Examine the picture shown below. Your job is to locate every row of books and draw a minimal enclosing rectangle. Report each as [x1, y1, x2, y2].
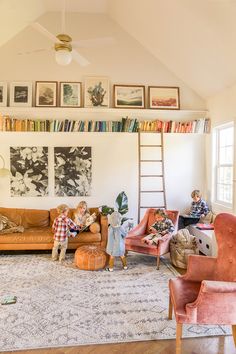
[0, 114, 210, 133]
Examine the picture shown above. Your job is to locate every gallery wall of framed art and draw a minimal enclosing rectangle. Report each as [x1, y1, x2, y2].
[0, 78, 181, 110]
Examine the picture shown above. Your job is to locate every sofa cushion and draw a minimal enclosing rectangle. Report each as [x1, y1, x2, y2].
[0, 227, 53, 244]
[50, 208, 99, 226]
[0, 208, 49, 228]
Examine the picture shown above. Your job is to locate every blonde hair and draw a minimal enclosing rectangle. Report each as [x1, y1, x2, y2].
[76, 201, 88, 214]
[57, 204, 69, 214]
[191, 190, 201, 198]
[154, 209, 166, 217]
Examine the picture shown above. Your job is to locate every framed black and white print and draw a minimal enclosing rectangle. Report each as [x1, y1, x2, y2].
[10, 82, 32, 107]
[0, 82, 7, 107]
[35, 81, 57, 107]
[59, 82, 82, 107]
[54, 146, 92, 196]
[10, 146, 48, 197]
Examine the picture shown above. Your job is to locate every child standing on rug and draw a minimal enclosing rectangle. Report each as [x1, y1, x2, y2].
[52, 204, 80, 263]
[106, 211, 128, 272]
[141, 209, 174, 245]
[69, 200, 96, 236]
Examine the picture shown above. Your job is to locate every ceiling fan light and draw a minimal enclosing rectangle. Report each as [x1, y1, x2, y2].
[55, 49, 72, 66]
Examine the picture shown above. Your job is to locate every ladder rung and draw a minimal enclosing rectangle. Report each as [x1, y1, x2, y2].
[140, 174, 163, 177]
[140, 144, 162, 147]
[140, 206, 166, 209]
[140, 190, 164, 193]
[140, 159, 162, 162]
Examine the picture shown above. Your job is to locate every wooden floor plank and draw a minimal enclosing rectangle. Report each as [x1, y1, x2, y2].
[2, 336, 236, 354]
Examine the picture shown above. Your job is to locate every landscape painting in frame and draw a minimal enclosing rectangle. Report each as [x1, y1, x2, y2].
[10, 146, 48, 197]
[84, 76, 109, 108]
[35, 81, 57, 107]
[54, 146, 92, 196]
[113, 85, 145, 108]
[148, 86, 180, 110]
[59, 82, 82, 107]
[10, 82, 32, 107]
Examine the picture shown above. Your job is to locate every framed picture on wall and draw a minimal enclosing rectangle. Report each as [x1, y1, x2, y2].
[0, 82, 7, 107]
[10, 82, 32, 107]
[113, 84, 145, 108]
[35, 81, 57, 107]
[59, 82, 82, 107]
[84, 76, 109, 108]
[148, 86, 180, 110]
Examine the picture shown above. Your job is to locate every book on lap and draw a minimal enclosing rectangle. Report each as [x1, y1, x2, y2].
[196, 223, 214, 230]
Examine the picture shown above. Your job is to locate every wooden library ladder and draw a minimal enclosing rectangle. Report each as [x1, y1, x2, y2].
[138, 130, 167, 223]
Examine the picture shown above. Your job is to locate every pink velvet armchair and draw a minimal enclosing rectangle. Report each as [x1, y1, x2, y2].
[125, 208, 179, 269]
[169, 213, 236, 354]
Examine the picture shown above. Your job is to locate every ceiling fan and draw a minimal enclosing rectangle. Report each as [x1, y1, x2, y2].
[29, 0, 114, 66]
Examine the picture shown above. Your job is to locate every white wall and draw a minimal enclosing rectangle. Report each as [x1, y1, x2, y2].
[0, 131, 206, 224]
[0, 12, 206, 110]
[0, 11, 208, 222]
[207, 85, 236, 214]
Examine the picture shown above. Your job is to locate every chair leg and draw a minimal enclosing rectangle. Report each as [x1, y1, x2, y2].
[176, 323, 183, 354]
[156, 255, 160, 270]
[168, 295, 173, 320]
[232, 325, 236, 347]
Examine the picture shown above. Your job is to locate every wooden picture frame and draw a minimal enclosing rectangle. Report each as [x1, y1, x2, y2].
[59, 82, 82, 108]
[0, 82, 7, 107]
[84, 76, 109, 108]
[113, 84, 145, 109]
[148, 86, 180, 110]
[35, 81, 57, 107]
[10, 82, 32, 107]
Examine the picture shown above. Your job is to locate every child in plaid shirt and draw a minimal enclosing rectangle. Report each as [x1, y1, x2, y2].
[52, 204, 80, 263]
[141, 209, 174, 245]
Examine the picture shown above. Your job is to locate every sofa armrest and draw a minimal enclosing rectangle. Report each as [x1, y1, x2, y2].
[100, 214, 108, 249]
[182, 254, 217, 282]
[201, 280, 236, 294]
[158, 232, 172, 243]
[185, 280, 236, 322]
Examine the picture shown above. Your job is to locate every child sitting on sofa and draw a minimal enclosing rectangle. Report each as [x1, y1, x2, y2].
[52, 204, 80, 263]
[141, 209, 175, 245]
[69, 200, 96, 236]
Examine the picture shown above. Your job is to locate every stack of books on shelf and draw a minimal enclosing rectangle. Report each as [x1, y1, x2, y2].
[0, 114, 210, 134]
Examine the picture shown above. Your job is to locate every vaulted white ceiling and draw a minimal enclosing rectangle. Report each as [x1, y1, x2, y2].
[1, 0, 235, 99]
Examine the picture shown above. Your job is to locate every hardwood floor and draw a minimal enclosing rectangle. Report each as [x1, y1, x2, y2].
[3, 336, 236, 354]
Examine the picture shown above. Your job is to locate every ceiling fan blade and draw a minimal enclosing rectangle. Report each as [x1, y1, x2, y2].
[17, 48, 49, 56]
[31, 22, 59, 43]
[72, 37, 114, 48]
[71, 49, 90, 66]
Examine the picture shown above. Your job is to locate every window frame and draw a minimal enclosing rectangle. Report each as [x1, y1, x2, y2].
[213, 122, 234, 208]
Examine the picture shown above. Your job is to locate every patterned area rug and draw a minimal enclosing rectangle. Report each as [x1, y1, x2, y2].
[0, 253, 231, 352]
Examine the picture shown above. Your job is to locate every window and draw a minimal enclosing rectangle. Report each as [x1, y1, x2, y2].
[214, 123, 234, 206]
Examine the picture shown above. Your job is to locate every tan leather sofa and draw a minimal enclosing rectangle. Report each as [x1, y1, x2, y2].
[0, 207, 108, 251]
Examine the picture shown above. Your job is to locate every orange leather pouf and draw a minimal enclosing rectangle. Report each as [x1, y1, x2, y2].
[74, 245, 107, 270]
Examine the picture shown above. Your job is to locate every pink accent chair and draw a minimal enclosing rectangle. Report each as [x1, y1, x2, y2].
[125, 208, 179, 269]
[169, 213, 236, 354]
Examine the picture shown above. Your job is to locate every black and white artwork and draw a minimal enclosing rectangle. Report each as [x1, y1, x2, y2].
[10, 82, 32, 107]
[54, 147, 92, 196]
[10, 147, 49, 197]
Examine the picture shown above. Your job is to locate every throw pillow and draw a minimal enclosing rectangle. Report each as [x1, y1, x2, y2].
[0, 214, 24, 234]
